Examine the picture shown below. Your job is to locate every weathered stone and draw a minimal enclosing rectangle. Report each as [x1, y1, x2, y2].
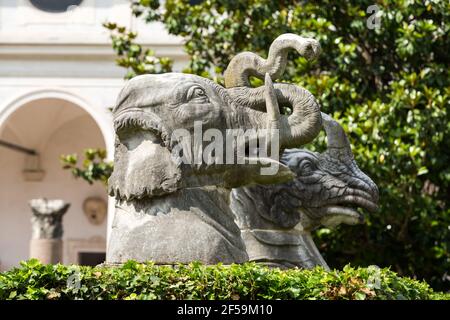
[106, 34, 323, 265]
[30, 198, 69, 239]
[29, 198, 70, 264]
[230, 113, 379, 269]
[82, 197, 107, 225]
[29, 239, 63, 265]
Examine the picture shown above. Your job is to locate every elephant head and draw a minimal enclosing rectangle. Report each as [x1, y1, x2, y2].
[106, 33, 325, 265]
[230, 113, 379, 268]
[108, 34, 323, 202]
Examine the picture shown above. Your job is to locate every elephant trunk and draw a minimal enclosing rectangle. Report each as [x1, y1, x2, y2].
[224, 33, 322, 149]
[224, 34, 321, 88]
[229, 83, 322, 149]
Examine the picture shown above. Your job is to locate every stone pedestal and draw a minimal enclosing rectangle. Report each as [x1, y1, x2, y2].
[29, 198, 70, 264]
[29, 239, 63, 264]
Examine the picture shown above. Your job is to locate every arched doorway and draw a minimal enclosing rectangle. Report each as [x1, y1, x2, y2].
[0, 95, 109, 270]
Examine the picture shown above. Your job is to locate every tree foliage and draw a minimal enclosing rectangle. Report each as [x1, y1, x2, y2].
[104, 22, 173, 79]
[60, 149, 113, 186]
[66, 0, 450, 290]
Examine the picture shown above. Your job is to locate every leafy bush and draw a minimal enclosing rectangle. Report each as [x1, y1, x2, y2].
[0, 260, 448, 300]
[61, 148, 112, 186]
[101, 0, 449, 291]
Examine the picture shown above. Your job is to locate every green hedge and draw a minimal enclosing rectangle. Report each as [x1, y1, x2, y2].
[0, 259, 448, 300]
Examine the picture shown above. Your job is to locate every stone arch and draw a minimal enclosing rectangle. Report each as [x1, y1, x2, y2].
[0, 88, 114, 159]
[0, 88, 113, 270]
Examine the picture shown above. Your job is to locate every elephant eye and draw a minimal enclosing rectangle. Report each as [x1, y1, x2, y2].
[186, 86, 209, 102]
[298, 159, 315, 175]
[193, 88, 205, 97]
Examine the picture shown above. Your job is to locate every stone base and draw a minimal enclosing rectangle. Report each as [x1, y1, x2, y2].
[241, 229, 330, 270]
[107, 188, 248, 265]
[29, 239, 62, 264]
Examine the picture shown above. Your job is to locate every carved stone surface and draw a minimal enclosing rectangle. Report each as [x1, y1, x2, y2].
[29, 239, 63, 265]
[29, 198, 70, 264]
[82, 197, 107, 225]
[106, 34, 323, 265]
[230, 113, 379, 269]
[29, 198, 70, 239]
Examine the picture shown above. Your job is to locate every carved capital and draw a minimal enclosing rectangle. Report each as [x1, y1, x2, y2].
[29, 198, 70, 239]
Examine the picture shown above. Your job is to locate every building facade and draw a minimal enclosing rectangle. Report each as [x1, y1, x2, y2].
[0, 0, 187, 270]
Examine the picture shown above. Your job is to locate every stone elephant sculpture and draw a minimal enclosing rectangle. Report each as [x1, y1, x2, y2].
[106, 34, 324, 265]
[230, 113, 379, 269]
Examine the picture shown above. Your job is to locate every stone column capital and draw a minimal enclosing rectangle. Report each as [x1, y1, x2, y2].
[29, 198, 70, 239]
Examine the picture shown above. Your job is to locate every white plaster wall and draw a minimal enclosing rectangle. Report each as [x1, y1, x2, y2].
[0, 100, 107, 270]
[0, 0, 183, 45]
[0, 0, 189, 78]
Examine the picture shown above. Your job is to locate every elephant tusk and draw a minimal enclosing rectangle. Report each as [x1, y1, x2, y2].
[264, 73, 280, 156]
[264, 73, 280, 128]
